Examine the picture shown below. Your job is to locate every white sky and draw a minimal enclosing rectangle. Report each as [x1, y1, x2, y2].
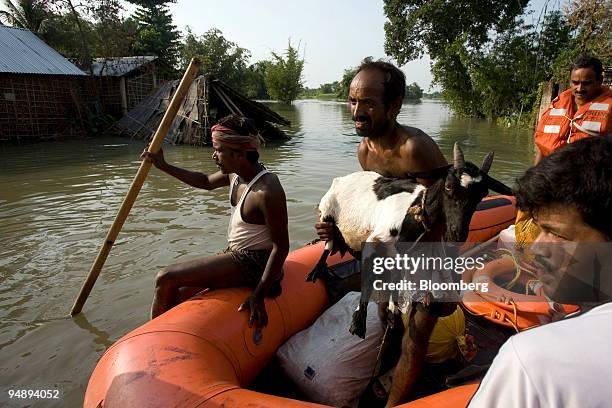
[126, 0, 433, 89]
[140, 0, 562, 89]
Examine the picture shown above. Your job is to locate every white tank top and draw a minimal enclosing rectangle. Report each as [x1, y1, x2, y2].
[227, 168, 273, 251]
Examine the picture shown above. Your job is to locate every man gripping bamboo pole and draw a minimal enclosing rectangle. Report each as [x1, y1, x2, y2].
[70, 58, 201, 316]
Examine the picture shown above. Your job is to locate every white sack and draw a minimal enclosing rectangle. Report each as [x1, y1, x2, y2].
[276, 292, 383, 408]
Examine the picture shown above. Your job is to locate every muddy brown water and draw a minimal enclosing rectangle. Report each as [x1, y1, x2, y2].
[0, 99, 535, 407]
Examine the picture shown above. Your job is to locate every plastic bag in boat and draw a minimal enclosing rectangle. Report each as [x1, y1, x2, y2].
[276, 292, 383, 408]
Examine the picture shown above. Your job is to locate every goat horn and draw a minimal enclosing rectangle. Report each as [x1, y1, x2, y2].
[480, 152, 494, 174]
[453, 142, 465, 168]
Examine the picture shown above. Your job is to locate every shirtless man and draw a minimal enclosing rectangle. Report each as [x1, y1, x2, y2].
[315, 58, 451, 407]
[143, 115, 289, 333]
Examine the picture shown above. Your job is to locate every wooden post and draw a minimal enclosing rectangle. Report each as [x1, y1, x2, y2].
[70, 58, 201, 316]
[120, 76, 128, 116]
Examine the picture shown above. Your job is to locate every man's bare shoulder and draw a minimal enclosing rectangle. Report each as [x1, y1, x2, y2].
[397, 125, 447, 168]
[258, 172, 286, 198]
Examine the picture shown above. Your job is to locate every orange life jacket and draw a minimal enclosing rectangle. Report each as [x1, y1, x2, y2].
[535, 87, 612, 157]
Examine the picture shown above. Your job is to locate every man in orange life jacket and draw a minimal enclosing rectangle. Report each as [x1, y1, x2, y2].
[534, 54, 612, 165]
[517, 55, 611, 246]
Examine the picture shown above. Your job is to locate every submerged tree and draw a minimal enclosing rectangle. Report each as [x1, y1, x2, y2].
[265, 41, 304, 104]
[336, 67, 358, 100]
[243, 61, 269, 100]
[405, 82, 423, 101]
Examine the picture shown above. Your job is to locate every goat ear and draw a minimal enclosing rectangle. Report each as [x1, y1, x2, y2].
[480, 152, 494, 174]
[485, 174, 513, 196]
[453, 142, 465, 168]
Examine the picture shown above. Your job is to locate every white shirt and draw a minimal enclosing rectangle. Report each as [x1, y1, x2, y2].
[468, 302, 612, 408]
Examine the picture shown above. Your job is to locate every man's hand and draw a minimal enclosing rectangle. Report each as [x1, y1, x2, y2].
[238, 292, 268, 329]
[141, 148, 167, 169]
[315, 210, 334, 241]
[459, 334, 478, 362]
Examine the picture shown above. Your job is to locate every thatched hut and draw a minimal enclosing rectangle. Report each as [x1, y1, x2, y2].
[90, 56, 159, 118]
[0, 26, 86, 141]
[112, 75, 290, 145]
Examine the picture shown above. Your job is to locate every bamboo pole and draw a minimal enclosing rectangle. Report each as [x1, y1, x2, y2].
[70, 58, 201, 316]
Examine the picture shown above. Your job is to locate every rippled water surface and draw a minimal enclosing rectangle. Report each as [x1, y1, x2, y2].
[0, 100, 535, 406]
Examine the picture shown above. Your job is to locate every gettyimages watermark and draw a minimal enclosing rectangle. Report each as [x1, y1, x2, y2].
[359, 241, 612, 304]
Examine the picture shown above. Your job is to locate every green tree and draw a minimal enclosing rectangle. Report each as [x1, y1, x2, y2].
[384, 0, 530, 117]
[264, 41, 304, 104]
[179, 27, 251, 89]
[550, 0, 611, 82]
[319, 81, 339, 94]
[243, 61, 269, 99]
[405, 82, 423, 101]
[90, 0, 137, 57]
[336, 67, 358, 99]
[0, 0, 49, 33]
[129, 0, 179, 76]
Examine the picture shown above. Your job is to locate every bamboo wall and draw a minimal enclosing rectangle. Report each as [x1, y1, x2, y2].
[0, 74, 85, 141]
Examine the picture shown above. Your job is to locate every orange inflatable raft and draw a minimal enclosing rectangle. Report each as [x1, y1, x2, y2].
[462, 257, 580, 331]
[84, 196, 515, 408]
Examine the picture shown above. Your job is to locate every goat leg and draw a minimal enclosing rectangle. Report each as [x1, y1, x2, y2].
[349, 300, 368, 339]
[349, 244, 376, 339]
[306, 241, 332, 282]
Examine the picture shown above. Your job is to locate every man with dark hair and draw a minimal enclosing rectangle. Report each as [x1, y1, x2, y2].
[315, 57, 451, 407]
[469, 136, 612, 407]
[142, 114, 289, 334]
[533, 53, 611, 165]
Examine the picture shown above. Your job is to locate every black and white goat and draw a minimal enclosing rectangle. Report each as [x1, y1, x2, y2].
[307, 143, 511, 338]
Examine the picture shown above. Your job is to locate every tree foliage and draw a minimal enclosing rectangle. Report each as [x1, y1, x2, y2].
[242, 61, 269, 99]
[264, 41, 304, 104]
[179, 27, 251, 89]
[383, 0, 529, 65]
[405, 82, 423, 101]
[319, 81, 339, 94]
[0, 0, 49, 33]
[336, 67, 358, 99]
[383, 0, 605, 123]
[550, 0, 611, 82]
[128, 0, 179, 76]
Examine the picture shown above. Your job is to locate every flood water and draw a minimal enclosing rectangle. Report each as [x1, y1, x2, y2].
[0, 99, 535, 407]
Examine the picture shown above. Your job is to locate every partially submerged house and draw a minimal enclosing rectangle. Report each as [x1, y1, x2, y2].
[113, 75, 291, 145]
[0, 26, 86, 141]
[91, 56, 159, 118]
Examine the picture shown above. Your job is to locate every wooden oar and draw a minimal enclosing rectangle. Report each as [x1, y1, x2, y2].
[70, 58, 202, 316]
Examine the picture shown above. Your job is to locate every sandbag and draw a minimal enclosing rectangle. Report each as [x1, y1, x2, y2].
[276, 292, 383, 408]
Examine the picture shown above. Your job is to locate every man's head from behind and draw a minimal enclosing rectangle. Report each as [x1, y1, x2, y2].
[211, 115, 260, 174]
[349, 58, 405, 137]
[570, 53, 604, 106]
[515, 137, 612, 303]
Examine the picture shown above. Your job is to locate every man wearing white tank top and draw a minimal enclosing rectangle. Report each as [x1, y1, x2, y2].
[142, 115, 289, 338]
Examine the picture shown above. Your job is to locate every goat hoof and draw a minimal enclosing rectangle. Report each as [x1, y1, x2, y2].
[306, 262, 328, 282]
[349, 308, 367, 339]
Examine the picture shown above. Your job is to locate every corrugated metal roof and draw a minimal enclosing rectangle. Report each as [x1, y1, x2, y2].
[0, 26, 86, 76]
[91, 56, 157, 77]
